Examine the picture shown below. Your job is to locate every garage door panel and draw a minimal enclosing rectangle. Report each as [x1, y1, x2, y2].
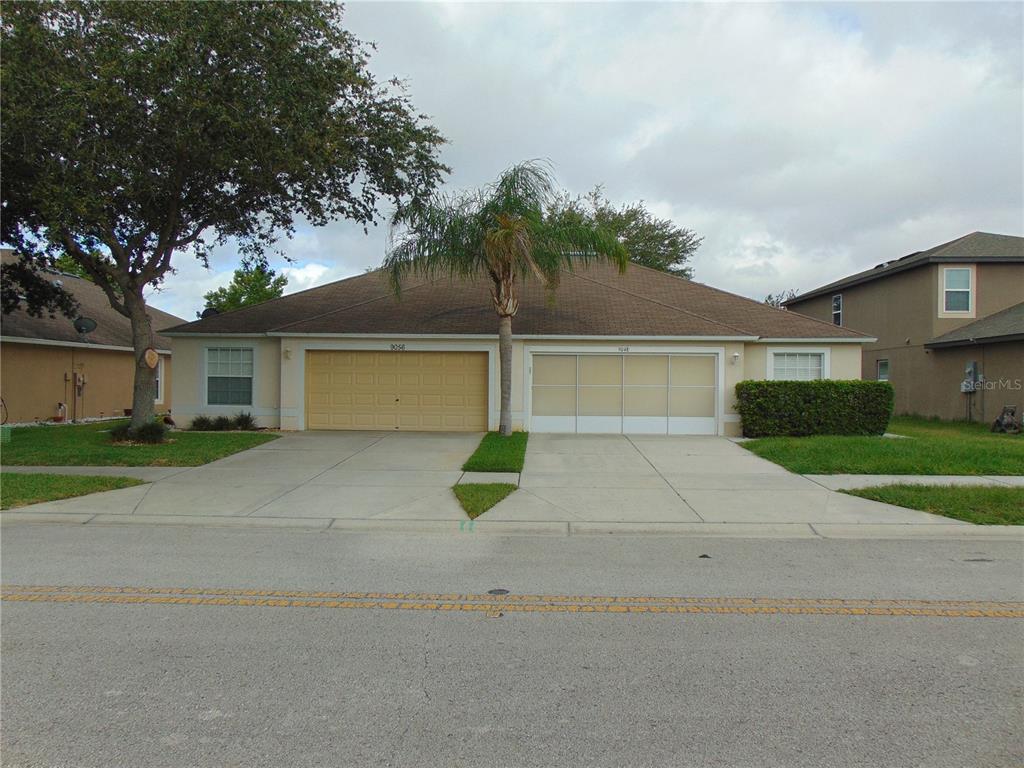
[624, 387, 666, 416]
[305, 350, 487, 432]
[669, 387, 716, 417]
[671, 355, 716, 386]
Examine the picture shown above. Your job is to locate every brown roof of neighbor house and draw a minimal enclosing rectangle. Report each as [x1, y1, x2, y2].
[925, 301, 1024, 348]
[785, 232, 1024, 305]
[1, 267, 184, 351]
[161, 262, 869, 340]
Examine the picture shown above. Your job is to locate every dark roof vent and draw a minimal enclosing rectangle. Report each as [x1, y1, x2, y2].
[73, 316, 97, 335]
[200, 307, 220, 319]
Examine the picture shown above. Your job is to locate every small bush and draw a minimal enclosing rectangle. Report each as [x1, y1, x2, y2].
[190, 415, 213, 431]
[211, 415, 234, 431]
[108, 421, 168, 444]
[735, 380, 894, 437]
[234, 412, 258, 430]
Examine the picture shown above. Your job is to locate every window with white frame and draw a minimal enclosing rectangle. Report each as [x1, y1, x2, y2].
[772, 352, 824, 381]
[943, 268, 972, 313]
[876, 359, 890, 382]
[207, 348, 253, 405]
[153, 357, 165, 404]
[831, 294, 843, 326]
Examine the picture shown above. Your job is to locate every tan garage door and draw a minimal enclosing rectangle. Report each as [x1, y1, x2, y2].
[305, 350, 488, 431]
[530, 353, 718, 434]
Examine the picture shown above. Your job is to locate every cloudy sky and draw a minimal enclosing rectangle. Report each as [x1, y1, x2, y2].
[151, 1, 1023, 320]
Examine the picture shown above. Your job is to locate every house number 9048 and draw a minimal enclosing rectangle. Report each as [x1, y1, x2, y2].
[390, 343, 407, 351]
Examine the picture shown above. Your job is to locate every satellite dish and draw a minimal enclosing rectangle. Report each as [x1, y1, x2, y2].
[200, 307, 220, 319]
[73, 317, 97, 334]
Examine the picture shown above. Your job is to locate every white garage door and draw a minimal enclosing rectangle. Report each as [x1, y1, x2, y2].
[530, 354, 718, 435]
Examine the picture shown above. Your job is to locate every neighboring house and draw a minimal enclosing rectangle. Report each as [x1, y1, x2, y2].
[785, 232, 1024, 423]
[162, 263, 871, 436]
[0, 249, 183, 423]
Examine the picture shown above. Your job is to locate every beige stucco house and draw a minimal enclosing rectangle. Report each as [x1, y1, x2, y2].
[786, 232, 1023, 423]
[0, 249, 182, 424]
[162, 263, 870, 437]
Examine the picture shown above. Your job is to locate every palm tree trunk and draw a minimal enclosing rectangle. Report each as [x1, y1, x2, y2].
[498, 314, 513, 436]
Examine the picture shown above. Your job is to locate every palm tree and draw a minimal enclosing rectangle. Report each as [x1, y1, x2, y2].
[384, 161, 628, 436]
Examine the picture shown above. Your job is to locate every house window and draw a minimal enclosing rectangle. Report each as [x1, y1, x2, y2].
[943, 268, 972, 313]
[832, 294, 843, 326]
[772, 352, 824, 381]
[154, 357, 165, 405]
[207, 347, 253, 405]
[876, 359, 890, 382]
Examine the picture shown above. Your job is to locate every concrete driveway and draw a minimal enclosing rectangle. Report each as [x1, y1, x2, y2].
[479, 433, 962, 526]
[4, 431, 980, 535]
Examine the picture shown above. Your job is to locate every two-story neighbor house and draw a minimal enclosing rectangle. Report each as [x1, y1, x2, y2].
[785, 232, 1023, 423]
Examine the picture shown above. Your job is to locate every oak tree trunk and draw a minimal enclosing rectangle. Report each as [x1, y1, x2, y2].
[125, 289, 157, 430]
[498, 314, 513, 436]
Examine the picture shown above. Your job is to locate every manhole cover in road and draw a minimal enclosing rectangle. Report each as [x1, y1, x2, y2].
[487, 588, 510, 595]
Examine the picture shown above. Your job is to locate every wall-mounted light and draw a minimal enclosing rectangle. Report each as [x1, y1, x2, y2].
[731, 352, 741, 365]
[283, 348, 292, 360]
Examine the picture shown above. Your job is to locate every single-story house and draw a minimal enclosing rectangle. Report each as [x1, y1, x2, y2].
[161, 263, 873, 436]
[1, 248, 183, 424]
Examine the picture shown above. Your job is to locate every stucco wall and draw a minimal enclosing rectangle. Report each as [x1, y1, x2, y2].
[0, 342, 171, 423]
[173, 335, 867, 436]
[171, 336, 281, 429]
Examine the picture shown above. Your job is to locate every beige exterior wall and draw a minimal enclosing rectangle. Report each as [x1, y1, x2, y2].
[170, 336, 281, 428]
[173, 335, 867, 436]
[0, 341, 171, 423]
[789, 261, 1024, 422]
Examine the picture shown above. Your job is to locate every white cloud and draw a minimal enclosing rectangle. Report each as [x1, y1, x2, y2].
[152, 1, 1022, 314]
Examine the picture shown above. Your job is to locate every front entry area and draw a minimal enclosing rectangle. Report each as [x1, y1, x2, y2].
[529, 353, 719, 435]
[305, 350, 488, 431]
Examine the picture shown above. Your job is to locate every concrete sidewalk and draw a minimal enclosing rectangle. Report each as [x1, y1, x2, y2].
[806, 474, 1024, 489]
[2, 432, 1021, 540]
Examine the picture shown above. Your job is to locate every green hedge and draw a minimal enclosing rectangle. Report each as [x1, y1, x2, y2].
[735, 380, 893, 437]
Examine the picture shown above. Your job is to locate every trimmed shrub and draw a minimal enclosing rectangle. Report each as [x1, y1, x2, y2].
[108, 421, 168, 444]
[735, 380, 894, 437]
[233, 412, 258, 430]
[211, 415, 234, 431]
[190, 415, 213, 431]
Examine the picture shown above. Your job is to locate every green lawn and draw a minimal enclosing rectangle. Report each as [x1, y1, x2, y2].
[453, 483, 518, 519]
[843, 485, 1024, 525]
[742, 416, 1024, 475]
[462, 432, 529, 472]
[1, 472, 145, 509]
[0, 420, 279, 467]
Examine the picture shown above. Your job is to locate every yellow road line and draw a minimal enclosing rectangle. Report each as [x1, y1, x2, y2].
[2, 585, 1021, 619]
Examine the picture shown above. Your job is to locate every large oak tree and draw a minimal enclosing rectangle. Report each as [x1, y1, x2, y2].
[1, 1, 447, 428]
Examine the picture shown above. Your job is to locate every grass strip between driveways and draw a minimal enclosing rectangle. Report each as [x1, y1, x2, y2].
[453, 483, 518, 519]
[461, 432, 528, 472]
[1, 420, 279, 467]
[1, 473, 145, 509]
[842, 485, 1024, 526]
[742, 416, 1023, 475]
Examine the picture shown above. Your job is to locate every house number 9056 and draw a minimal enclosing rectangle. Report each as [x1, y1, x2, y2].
[390, 343, 407, 351]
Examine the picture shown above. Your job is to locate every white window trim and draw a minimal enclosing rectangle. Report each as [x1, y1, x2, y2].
[203, 344, 256, 409]
[939, 265, 976, 318]
[876, 358, 889, 382]
[831, 294, 843, 326]
[766, 347, 831, 381]
[154, 356, 165, 405]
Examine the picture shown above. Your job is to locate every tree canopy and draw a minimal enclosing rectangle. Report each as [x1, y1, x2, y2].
[548, 187, 701, 278]
[202, 258, 288, 315]
[1, 0, 447, 427]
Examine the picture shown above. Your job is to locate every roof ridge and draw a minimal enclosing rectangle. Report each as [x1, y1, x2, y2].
[563, 266, 755, 337]
[269, 275, 433, 332]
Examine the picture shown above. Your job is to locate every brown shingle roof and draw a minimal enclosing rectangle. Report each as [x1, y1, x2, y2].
[925, 302, 1024, 348]
[786, 232, 1024, 304]
[161, 262, 868, 340]
[1, 269, 184, 350]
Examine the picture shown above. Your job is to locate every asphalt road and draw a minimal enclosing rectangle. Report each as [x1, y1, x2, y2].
[2, 522, 1022, 768]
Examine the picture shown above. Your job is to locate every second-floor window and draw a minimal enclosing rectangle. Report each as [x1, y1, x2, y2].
[831, 294, 843, 325]
[876, 359, 890, 382]
[943, 268, 972, 313]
